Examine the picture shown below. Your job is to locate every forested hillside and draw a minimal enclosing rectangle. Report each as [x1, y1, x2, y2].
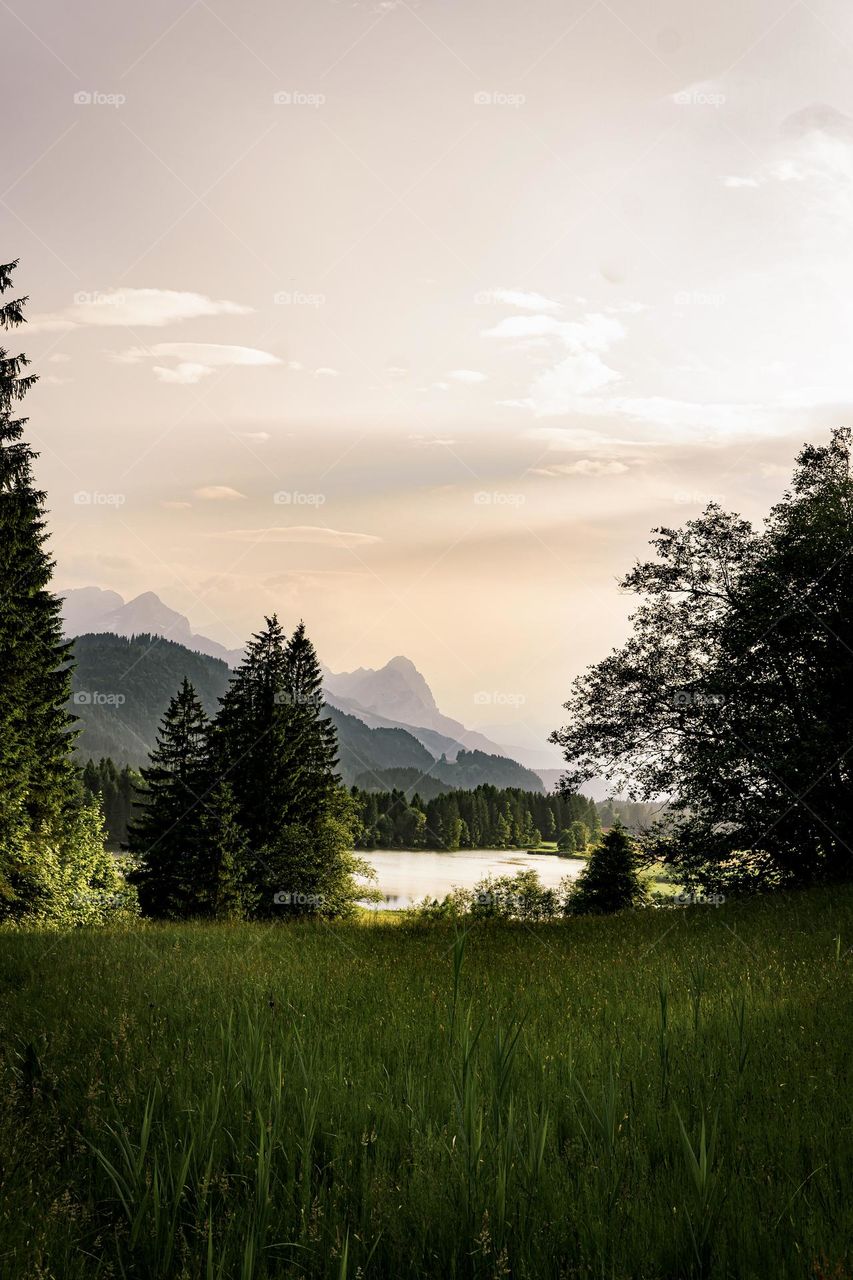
[70, 635, 550, 791]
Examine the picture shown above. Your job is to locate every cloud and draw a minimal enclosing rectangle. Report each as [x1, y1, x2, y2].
[112, 343, 281, 383]
[314, 366, 341, 377]
[48, 353, 71, 364]
[214, 526, 381, 547]
[529, 352, 622, 406]
[479, 288, 562, 313]
[238, 431, 271, 443]
[160, 499, 192, 509]
[525, 393, 771, 442]
[485, 311, 623, 351]
[30, 288, 251, 333]
[155, 362, 212, 384]
[448, 369, 488, 383]
[533, 459, 629, 477]
[409, 434, 457, 447]
[194, 485, 246, 501]
[482, 315, 563, 340]
[485, 310, 625, 413]
[723, 102, 853, 201]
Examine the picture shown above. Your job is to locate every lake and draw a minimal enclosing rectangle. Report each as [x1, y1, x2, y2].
[358, 848, 586, 910]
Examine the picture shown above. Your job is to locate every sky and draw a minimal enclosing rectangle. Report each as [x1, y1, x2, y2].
[3, 0, 853, 759]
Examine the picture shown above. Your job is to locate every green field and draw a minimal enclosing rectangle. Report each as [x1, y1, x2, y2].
[1, 889, 851, 1279]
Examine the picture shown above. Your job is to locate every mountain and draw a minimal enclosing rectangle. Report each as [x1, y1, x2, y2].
[323, 656, 530, 760]
[68, 633, 542, 791]
[61, 588, 244, 666]
[70, 632, 232, 765]
[62, 586, 553, 781]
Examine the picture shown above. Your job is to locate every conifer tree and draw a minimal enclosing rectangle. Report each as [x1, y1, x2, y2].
[211, 615, 360, 916]
[281, 620, 338, 822]
[212, 616, 339, 846]
[130, 678, 209, 917]
[567, 823, 647, 915]
[212, 615, 294, 848]
[0, 260, 78, 918]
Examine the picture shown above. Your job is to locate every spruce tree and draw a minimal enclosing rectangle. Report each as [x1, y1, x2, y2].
[212, 615, 294, 849]
[130, 678, 209, 917]
[212, 616, 339, 846]
[0, 260, 78, 918]
[281, 620, 338, 822]
[212, 615, 360, 916]
[567, 823, 647, 915]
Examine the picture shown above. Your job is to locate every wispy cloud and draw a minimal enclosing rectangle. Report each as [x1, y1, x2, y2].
[213, 526, 381, 547]
[30, 288, 251, 332]
[532, 459, 629, 476]
[194, 485, 246, 501]
[478, 287, 562, 313]
[112, 343, 281, 384]
[448, 369, 488, 383]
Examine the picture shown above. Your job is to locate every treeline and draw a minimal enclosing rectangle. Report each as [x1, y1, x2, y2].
[353, 785, 600, 851]
[597, 798, 669, 831]
[81, 758, 143, 849]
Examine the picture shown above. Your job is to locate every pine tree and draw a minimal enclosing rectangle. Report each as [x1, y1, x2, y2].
[130, 678, 209, 917]
[567, 823, 647, 915]
[0, 260, 79, 919]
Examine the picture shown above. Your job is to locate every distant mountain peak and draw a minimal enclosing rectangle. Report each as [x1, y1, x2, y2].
[60, 586, 244, 667]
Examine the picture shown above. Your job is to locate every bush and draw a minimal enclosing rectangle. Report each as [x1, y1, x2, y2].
[407, 869, 577, 923]
[3, 801, 139, 928]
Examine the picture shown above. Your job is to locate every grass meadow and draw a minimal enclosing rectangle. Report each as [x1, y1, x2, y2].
[0, 887, 851, 1279]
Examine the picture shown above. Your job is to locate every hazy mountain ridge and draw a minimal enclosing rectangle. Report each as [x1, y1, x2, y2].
[62, 587, 245, 667]
[68, 632, 544, 792]
[61, 587, 552, 782]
